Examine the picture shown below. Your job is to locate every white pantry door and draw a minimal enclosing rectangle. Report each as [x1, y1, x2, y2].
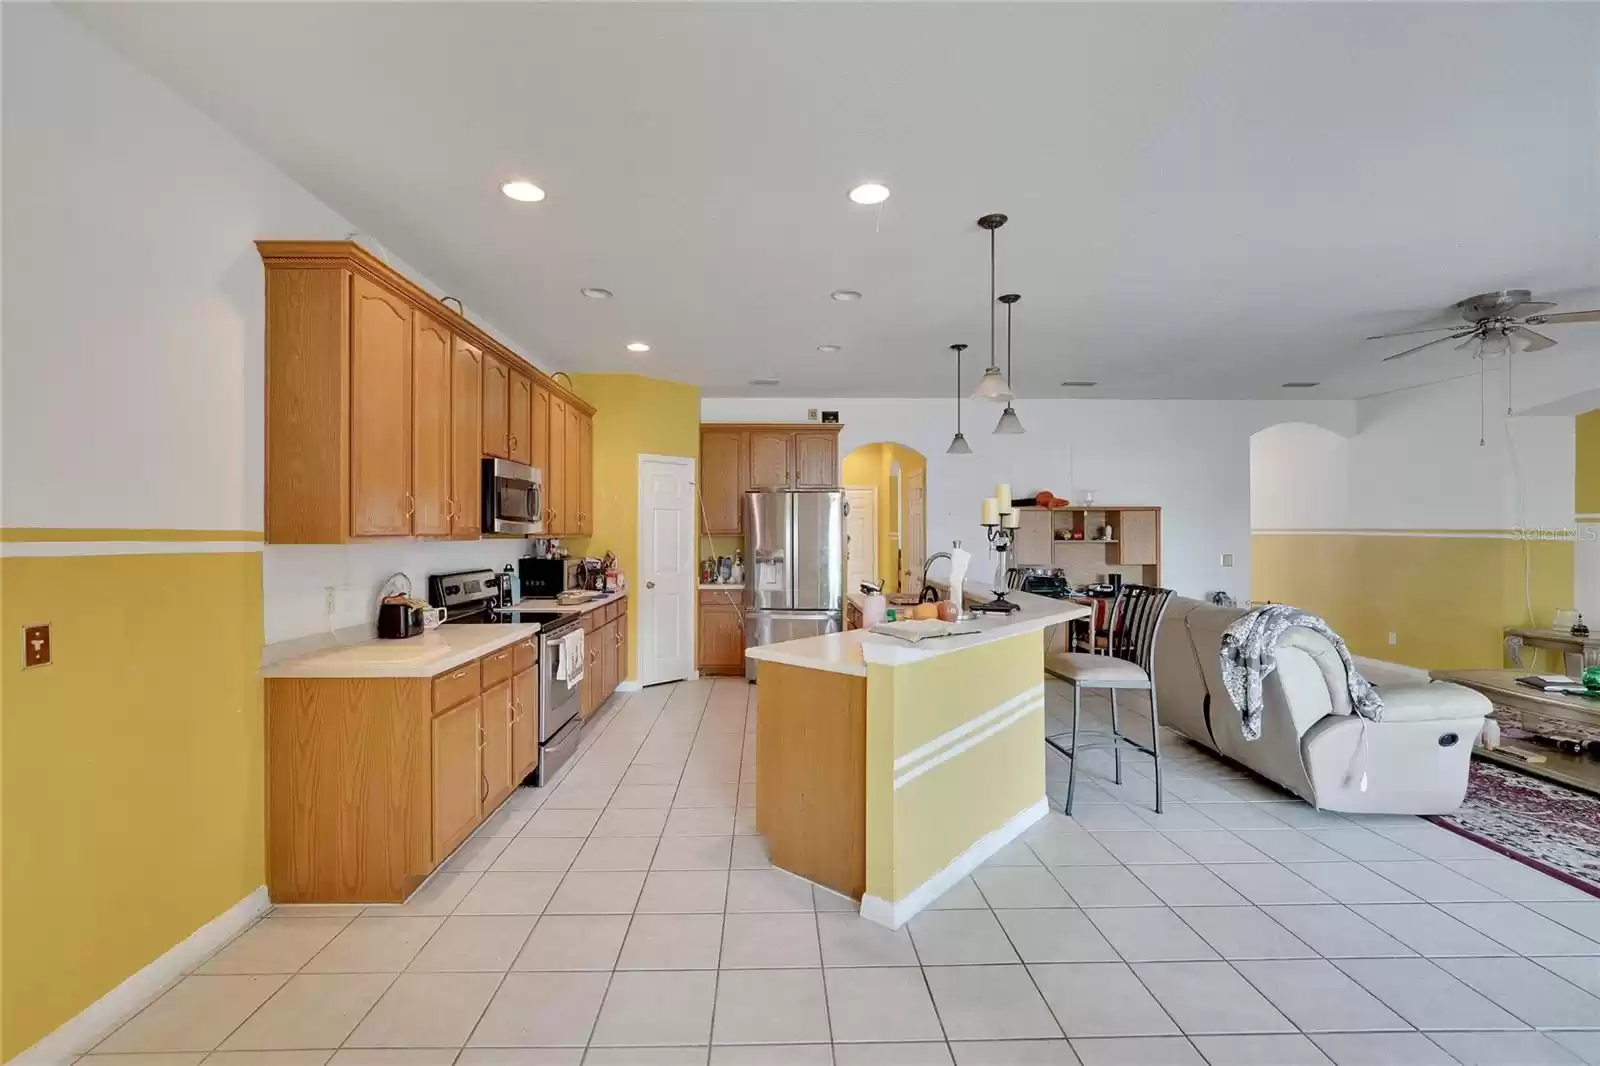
[844, 487, 877, 592]
[637, 454, 695, 686]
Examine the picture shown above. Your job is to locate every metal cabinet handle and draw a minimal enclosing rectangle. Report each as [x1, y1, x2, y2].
[510, 435, 519, 451]
[452, 670, 467, 680]
[404, 492, 415, 517]
[445, 498, 457, 521]
[477, 724, 485, 751]
[481, 771, 488, 804]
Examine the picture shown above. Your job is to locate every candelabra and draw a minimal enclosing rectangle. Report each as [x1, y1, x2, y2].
[976, 484, 1022, 614]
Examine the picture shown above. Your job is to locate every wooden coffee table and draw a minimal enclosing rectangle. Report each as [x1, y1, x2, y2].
[1431, 668, 1600, 796]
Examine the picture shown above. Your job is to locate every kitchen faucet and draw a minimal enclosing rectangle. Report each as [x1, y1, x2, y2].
[918, 551, 953, 603]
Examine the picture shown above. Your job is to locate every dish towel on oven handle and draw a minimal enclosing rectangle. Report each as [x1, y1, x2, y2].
[557, 627, 586, 684]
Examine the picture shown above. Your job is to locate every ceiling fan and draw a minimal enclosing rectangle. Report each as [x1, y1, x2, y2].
[1370, 289, 1600, 362]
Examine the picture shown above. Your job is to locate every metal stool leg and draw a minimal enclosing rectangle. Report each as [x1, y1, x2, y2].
[1064, 682, 1082, 815]
[1149, 688, 1164, 814]
[1109, 689, 1123, 785]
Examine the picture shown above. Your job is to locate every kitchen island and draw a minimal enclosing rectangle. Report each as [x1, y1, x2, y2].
[746, 584, 1089, 928]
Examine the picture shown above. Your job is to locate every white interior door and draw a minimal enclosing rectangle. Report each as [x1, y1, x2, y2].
[844, 487, 877, 591]
[902, 468, 926, 593]
[637, 454, 695, 686]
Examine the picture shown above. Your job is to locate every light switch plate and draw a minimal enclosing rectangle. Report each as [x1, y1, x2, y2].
[23, 624, 50, 668]
[1220, 553, 1234, 568]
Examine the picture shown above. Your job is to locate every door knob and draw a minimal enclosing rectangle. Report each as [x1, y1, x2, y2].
[646, 581, 656, 589]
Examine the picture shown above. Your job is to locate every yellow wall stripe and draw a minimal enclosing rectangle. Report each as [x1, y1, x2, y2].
[0, 528, 263, 543]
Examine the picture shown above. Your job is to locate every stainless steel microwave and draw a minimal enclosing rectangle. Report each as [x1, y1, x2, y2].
[482, 458, 543, 535]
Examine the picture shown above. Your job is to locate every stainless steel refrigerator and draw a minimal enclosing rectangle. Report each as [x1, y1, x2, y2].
[744, 488, 846, 679]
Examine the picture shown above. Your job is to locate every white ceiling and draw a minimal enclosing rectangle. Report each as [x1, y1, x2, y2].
[69, 1, 1600, 400]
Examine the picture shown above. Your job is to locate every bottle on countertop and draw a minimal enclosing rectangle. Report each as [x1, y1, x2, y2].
[731, 551, 744, 585]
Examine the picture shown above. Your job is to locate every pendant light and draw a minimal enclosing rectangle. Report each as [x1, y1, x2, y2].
[994, 293, 1025, 434]
[972, 214, 1013, 402]
[946, 343, 973, 454]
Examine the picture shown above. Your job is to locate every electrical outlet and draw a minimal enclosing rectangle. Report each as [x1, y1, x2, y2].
[1220, 553, 1234, 568]
[807, 408, 819, 422]
[1388, 632, 1398, 645]
[325, 585, 359, 618]
[23, 624, 50, 668]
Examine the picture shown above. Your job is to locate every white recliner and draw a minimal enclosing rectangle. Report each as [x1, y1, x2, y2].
[1152, 598, 1492, 814]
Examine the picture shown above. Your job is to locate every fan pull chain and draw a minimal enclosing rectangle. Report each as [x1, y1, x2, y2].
[1506, 350, 1514, 415]
[1479, 357, 1486, 447]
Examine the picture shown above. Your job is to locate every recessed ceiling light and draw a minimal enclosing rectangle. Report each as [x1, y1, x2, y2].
[1060, 381, 1098, 387]
[1281, 381, 1320, 388]
[501, 180, 545, 202]
[830, 290, 862, 302]
[626, 342, 650, 353]
[817, 344, 841, 353]
[580, 287, 612, 300]
[848, 183, 891, 205]
[749, 378, 781, 387]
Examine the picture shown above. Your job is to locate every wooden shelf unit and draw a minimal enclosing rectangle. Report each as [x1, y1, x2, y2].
[1010, 505, 1162, 587]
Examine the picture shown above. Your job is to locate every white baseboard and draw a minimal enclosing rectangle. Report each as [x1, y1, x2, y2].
[859, 797, 1048, 930]
[615, 680, 643, 692]
[11, 886, 270, 1065]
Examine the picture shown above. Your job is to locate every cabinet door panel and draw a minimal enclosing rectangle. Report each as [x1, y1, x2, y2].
[565, 404, 583, 534]
[531, 385, 551, 500]
[508, 371, 532, 466]
[482, 353, 509, 459]
[1012, 509, 1052, 568]
[698, 602, 745, 673]
[350, 275, 413, 536]
[411, 312, 452, 536]
[794, 431, 837, 488]
[747, 431, 793, 489]
[512, 665, 538, 781]
[700, 430, 746, 534]
[450, 338, 483, 537]
[482, 681, 514, 811]
[616, 611, 629, 690]
[1112, 509, 1159, 567]
[432, 696, 482, 864]
[577, 412, 593, 535]
[547, 394, 568, 533]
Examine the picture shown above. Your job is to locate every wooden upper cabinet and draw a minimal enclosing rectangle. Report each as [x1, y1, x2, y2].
[482, 352, 509, 459]
[747, 430, 792, 489]
[576, 412, 593, 536]
[508, 371, 532, 466]
[700, 429, 746, 535]
[565, 405, 584, 534]
[794, 431, 838, 488]
[547, 392, 568, 533]
[349, 275, 413, 536]
[1111, 509, 1160, 567]
[531, 384, 551, 489]
[450, 338, 483, 538]
[411, 313, 452, 536]
[431, 695, 482, 864]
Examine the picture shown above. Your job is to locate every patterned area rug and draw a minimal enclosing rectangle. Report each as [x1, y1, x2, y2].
[1427, 759, 1600, 897]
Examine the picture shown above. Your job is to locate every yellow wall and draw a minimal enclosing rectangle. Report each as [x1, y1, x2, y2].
[864, 635, 1044, 903]
[567, 374, 701, 680]
[1, 546, 265, 1057]
[842, 443, 928, 593]
[1578, 410, 1600, 517]
[1252, 532, 1574, 669]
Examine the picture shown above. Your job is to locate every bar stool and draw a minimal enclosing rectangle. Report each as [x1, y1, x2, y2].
[1044, 584, 1174, 814]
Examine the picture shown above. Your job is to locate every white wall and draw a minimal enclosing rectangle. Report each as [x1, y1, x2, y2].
[703, 395, 1355, 603]
[1250, 422, 1350, 530]
[2, 3, 556, 641]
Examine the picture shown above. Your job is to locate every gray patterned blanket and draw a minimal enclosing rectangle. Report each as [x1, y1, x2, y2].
[1220, 605, 1384, 741]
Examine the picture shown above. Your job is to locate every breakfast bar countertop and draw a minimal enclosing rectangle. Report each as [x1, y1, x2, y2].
[261, 623, 540, 680]
[746, 582, 1088, 676]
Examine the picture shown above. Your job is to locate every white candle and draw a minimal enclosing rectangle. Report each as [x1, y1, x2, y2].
[981, 497, 1000, 526]
[995, 484, 1012, 513]
[1003, 508, 1021, 528]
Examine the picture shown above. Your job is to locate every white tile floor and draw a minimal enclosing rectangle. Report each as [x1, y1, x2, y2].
[84, 678, 1600, 1066]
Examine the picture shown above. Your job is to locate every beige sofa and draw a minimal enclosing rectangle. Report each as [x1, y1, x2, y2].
[1153, 598, 1492, 814]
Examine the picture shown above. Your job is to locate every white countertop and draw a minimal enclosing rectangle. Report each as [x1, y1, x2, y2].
[745, 582, 1089, 677]
[500, 590, 628, 615]
[262, 623, 540, 679]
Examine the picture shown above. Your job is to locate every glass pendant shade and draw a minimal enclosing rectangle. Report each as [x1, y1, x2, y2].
[994, 405, 1025, 434]
[946, 431, 973, 455]
[973, 365, 1013, 402]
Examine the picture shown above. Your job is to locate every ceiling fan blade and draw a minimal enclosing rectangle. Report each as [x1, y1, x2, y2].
[1505, 300, 1556, 318]
[1511, 326, 1557, 352]
[1365, 325, 1467, 340]
[1383, 331, 1476, 362]
[1529, 309, 1600, 325]
[1455, 336, 1482, 351]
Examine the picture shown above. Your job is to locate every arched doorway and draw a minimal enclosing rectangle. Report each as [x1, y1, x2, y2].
[841, 442, 928, 593]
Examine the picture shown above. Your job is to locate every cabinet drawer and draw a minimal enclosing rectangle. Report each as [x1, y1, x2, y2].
[481, 645, 515, 688]
[583, 609, 600, 634]
[432, 661, 480, 712]
[604, 601, 621, 625]
[513, 636, 538, 674]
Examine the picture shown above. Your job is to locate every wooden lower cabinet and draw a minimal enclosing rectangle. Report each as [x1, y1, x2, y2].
[431, 696, 483, 867]
[266, 635, 548, 904]
[580, 603, 630, 719]
[482, 680, 515, 813]
[698, 591, 746, 676]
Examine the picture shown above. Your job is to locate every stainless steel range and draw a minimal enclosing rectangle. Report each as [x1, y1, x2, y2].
[428, 567, 585, 785]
